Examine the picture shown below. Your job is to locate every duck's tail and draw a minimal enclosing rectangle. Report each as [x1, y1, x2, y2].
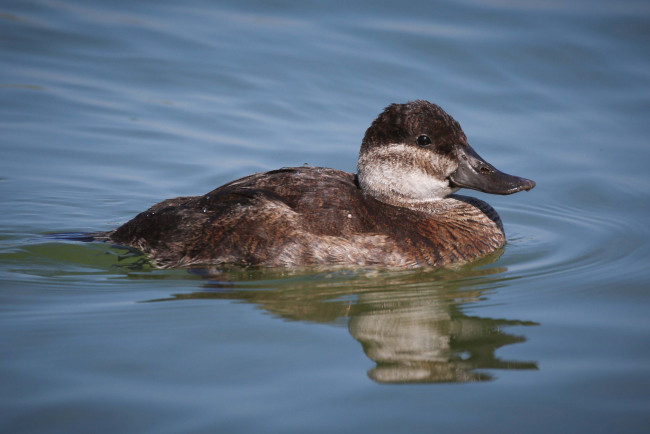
[45, 231, 113, 242]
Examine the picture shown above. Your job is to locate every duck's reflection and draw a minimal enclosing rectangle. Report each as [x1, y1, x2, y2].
[146, 262, 538, 383]
[350, 291, 537, 383]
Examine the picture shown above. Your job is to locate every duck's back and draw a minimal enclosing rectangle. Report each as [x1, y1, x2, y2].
[108, 167, 505, 268]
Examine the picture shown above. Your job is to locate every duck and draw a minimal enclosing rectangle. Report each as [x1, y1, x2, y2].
[104, 100, 535, 268]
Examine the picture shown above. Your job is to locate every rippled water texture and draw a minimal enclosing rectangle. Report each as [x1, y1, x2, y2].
[1, 0, 649, 433]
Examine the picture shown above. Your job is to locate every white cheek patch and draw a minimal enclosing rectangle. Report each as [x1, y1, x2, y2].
[358, 143, 457, 202]
[392, 168, 452, 199]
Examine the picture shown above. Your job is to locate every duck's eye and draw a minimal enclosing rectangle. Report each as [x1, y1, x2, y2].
[416, 135, 432, 147]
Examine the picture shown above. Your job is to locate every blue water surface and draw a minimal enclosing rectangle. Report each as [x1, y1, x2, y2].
[1, 0, 649, 433]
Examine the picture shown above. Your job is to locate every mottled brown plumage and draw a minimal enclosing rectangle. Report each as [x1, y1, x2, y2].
[105, 101, 535, 268]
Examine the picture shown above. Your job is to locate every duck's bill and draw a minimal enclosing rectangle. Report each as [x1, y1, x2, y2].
[449, 145, 536, 195]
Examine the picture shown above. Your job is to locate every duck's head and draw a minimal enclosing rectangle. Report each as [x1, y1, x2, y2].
[356, 100, 535, 205]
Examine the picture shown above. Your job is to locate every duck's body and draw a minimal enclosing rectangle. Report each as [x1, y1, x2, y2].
[108, 167, 505, 268]
[106, 101, 534, 269]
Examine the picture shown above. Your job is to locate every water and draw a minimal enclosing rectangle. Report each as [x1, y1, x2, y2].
[1, 0, 649, 432]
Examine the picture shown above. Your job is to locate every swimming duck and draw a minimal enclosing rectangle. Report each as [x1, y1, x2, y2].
[106, 100, 535, 268]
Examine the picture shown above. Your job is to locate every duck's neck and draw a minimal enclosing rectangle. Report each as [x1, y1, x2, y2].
[364, 189, 456, 211]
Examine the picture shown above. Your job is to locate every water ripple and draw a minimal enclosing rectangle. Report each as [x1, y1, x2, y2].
[501, 202, 647, 287]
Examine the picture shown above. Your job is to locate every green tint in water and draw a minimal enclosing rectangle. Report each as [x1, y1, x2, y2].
[1, 240, 154, 278]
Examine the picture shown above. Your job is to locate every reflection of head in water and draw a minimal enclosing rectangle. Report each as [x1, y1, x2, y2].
[147, 263, 538, 384]
[349, 290, 537, 383]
